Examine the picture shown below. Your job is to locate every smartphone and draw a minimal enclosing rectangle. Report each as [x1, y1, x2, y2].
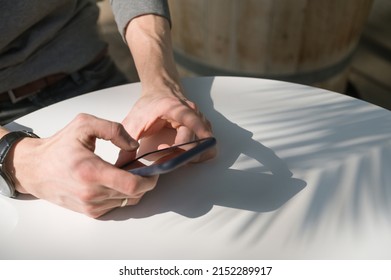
[121, 137, 216, 176]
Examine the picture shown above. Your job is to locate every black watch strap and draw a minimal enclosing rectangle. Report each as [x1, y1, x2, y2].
[0, 131, 39, 164]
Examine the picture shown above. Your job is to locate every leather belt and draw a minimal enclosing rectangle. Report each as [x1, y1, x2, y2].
[0, 48, 108, 104]
[0, 74, 68, 103]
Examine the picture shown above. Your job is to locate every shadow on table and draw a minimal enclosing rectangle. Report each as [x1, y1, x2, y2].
[104, 77, 306, 220]
[5, 83, 306, 220]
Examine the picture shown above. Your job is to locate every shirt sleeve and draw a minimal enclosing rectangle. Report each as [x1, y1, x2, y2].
[109, 0, 171, 39]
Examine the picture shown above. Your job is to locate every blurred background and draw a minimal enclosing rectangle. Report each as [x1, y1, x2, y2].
[98, 0, 391, 110]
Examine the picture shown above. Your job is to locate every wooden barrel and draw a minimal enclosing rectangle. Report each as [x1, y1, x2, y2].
[168, 0, 374, 92]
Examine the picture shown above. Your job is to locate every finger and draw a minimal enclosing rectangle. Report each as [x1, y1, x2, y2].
[96, 161, 159, 196]
[173, 125, 194, 145]
[179, 97, 198, 111]
[80, 196, 145, 218]
[143, 97, 212, 140]
[171, 108, 213, 140]
[104, 196, 144, 210]
[115, 149, 137, 167]
[75, 114, 139, 151]
[116, 196, 143, 207]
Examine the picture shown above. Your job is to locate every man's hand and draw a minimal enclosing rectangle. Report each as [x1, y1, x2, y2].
[121, 14, 217, 164]
[5, 113, 158, 218]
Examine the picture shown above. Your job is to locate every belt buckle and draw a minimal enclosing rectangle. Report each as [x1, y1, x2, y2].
[7, 89, 38, 104]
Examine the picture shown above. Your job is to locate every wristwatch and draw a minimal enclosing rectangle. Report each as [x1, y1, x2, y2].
[0, 131, 39, 198]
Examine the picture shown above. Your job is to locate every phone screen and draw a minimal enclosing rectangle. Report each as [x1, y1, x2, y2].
[121, 137, 216, 176]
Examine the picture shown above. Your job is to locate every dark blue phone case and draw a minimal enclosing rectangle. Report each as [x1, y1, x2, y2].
[127, 137, 216, 176]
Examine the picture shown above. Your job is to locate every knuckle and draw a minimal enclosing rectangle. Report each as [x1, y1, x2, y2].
[110, 122, 124, 138]
[87, 213, 101, 219]
[76, 191, 104, 218]
[72, 163, 101, 200]
[74, 164, 95, 184]
[187, 100, 197, 110]
[77, 187, 98, 204]
[70, 113, 95, 132]
[73, 113, 91, 125]
[82, 205, 102, 219]
[122, 176, 157, 197]
[122, 183, 138, 196]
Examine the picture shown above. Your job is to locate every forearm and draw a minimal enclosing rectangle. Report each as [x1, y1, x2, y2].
[125, 15, 182, 95]
[120, 12, 215, 149]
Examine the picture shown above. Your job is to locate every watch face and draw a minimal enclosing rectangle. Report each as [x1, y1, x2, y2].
[0, 170, 14, 197]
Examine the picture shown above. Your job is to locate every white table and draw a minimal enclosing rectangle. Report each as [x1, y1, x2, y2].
[1, 77, 391, 259]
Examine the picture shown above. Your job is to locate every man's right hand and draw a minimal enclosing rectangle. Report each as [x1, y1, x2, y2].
[4, 113, 158, 218]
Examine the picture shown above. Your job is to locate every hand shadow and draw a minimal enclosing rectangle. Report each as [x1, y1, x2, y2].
[103, 77, 306, 220]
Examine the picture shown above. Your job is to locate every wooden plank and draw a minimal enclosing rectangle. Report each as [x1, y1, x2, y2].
[169, 0, 206, 58]
[168, 0, 374, 92]
[205, 0, 236, 69]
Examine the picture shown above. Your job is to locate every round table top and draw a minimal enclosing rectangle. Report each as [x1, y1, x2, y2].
[2, 76, 391, 259]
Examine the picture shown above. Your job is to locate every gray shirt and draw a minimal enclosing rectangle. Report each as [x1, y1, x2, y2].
[0, 0, 170, 93]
